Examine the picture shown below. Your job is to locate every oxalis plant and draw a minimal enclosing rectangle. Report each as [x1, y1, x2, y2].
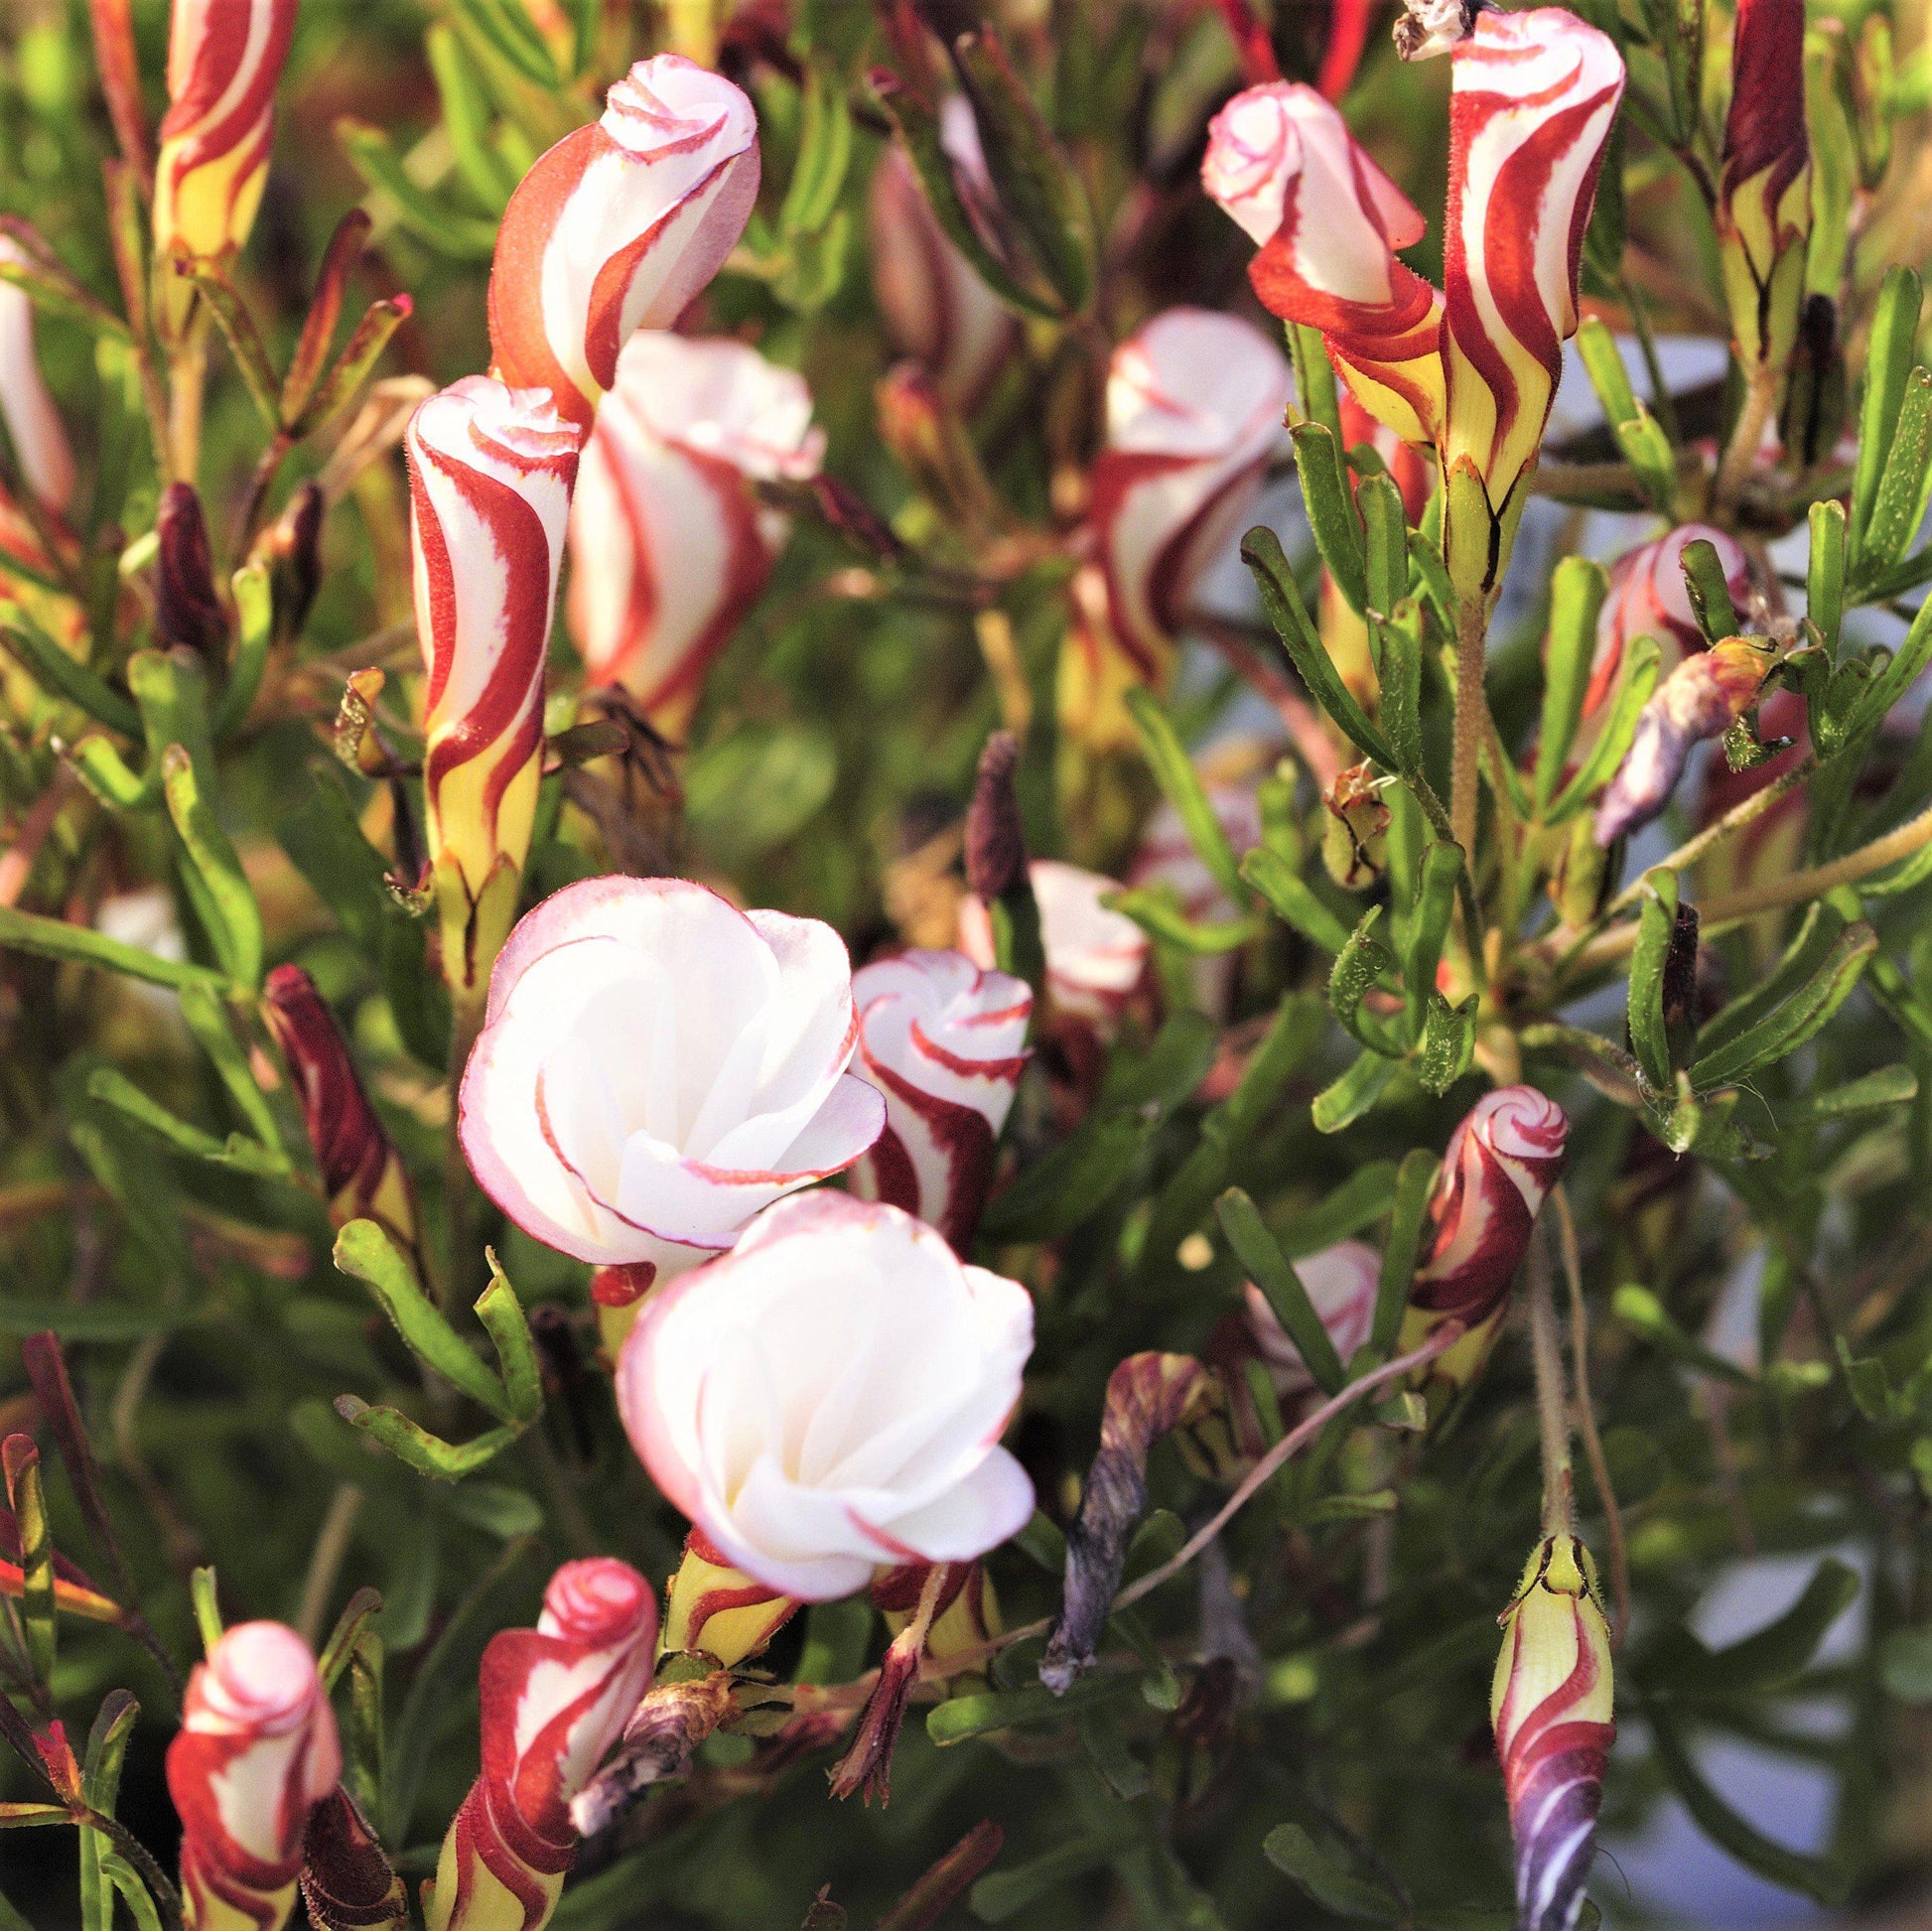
[0, 0, 1929, 1926]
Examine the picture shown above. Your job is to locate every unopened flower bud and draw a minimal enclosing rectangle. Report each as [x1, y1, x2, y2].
[300, 1789, 407, 1931]
[1491, 1534, 1615, 1931]
[1321, 761, 1392, 890]
[659, 1527, 801, 1670]
[964, 731, 1026, 902]
[156, 482, 227, 658]
[257, 480, 325, 645]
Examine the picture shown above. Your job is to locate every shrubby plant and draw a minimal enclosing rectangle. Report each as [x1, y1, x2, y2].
[1, 0, 1930, 1926]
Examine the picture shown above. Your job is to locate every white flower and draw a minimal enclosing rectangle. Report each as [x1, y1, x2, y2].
[959, 859, 1150, 1028]
[618, 1192, 1035, 1599]
[459, 877, 885, 1278]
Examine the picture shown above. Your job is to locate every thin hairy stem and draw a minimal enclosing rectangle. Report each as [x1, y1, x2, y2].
[1451, 596, 1489, 858]
[1714, 360, 1779, 511]
[1526, 1232, 1575, 1538]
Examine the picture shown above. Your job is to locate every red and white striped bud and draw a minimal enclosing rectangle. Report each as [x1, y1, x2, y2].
[426, 1559, 657, 1931]
[1203, 82, 1445, 447]
[1718, 0, 1811, 376]
[406, 376, 582, 1014]
[1491, 1534, 1615, 1931]
[1087, 307, 1292, 680]
[166, 1621, 343, 1931]
[487, 57, 759, 428]
[1402, 1085, 1569, 1386]
[152, 0, 298, 284]
[1594, 639, 1772, 846]
[849, 948, 1032, 1252]
[565, 332, 821, 733]
[1243, 1238, 1379, 1399]
[959, 859, 1150, 1033]
[1441, 9, 1624, 599]
[0, 239, 75, 514]
[261, 964, 420, 1261]
[868, 97, 1021, 410]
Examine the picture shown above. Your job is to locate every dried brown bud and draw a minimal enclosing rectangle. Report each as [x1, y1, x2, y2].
[300, 1789, 406, 1931]
[828, 1621, 923, 1805]
[965, 732, 1026, 901]
[155, 482, 226, 657]
[1321, 761, 1391, 890]
[567, 1672, 737, 1841]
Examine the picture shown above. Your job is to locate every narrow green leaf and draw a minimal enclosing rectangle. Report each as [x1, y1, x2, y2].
[1262, 1824, 1402, 1922]
[1311, 1047, 1399, 1134]
[1372, 1149, 1439, 1352]
[1680, 538, 1741, 642]
[97, 1857, 164, 1931]
[1548, 633, 1662, 820]
[978, 1111, 1147, 1241]
[1613, 404, 1680, 517]
[1855, 366, 1932, 591]
[0, 904, 225, 990]
[182, 263, 282, 427]
[1807, 499, 1846, 657]
[162, 746, 262, 990]
[1403, 842, 1464, 1037]
[336, 1397, 521, 1478]
[1125, 686, 1251, 908]
[1218, 1189, 1345, 1395]
[1777, 1063, 1917, 1122]
[927, 1674, 1134, 1747]
[425, 24, 520, 212]
[1612, 1284, 1753, 1385]
[1688, 922, 1876, 1089]
[1277, 1160, 1402, 1258]
[1292, 423, 1368, 618]
[1696, 901, 1842, 1057]
[181, 984, 284, 1153]
[83, 1067, 289, 1177]
[316, 1586, 383, 1693]
[1358, 473, 1411, 618]
[337, 121, 501, 260]
[1627, 869, 1680, 1091]
[1242, 848, 1353, 953]
[1376, 602, 1425, 780]
[451, 0, 558, 85]
[1289, 323, 1342, 442]
[1329, 908, 1403, 1055]
[1851, 266, 1922, 562]
[0, 616, 139, 734]
[212, 564, 272, 737]
[1414, 990, 1478, 1096]
[779, 67, 854, 236]
[2, 1441, 55, 1686]
[477, 1252, 543, 1425]
[1576, 317, 1639, 424]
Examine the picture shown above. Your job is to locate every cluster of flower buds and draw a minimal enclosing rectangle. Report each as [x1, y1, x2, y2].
[1491, 1534, 1616, 1931]
[425, 1559, 657, 1931]
[487, 56, 759, 428]
[565, 331, 822, 734]
[848, 948, 1033, 1253]
[166, 1620, 342, 1931]
[1203, 10, 1625, 602]
[262, 964, 421, 1263]
[459, 877, 884, 1303]
[1403, 1086, 1570, 1389]
[617, 1193, 1035, 1606]
[150, 0, 297, 339]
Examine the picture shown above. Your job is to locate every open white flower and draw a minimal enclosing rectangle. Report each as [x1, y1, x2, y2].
[459, 877, 884, 1278]
[618, 1192, 1035, 1600]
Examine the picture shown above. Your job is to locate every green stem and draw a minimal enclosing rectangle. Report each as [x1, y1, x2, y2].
[1526, 1229, 1575, 1539]
[1450, 595, 1488, 860]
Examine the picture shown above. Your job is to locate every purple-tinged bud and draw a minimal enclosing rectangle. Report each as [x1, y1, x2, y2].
[156, 483, 226, 657]
[257, 481, 325, 644]
[300, 1789, 407, 1931]
[964, 731, 1026, 902]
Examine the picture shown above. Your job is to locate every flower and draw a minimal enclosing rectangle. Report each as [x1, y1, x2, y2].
[426, 1559, 657, 1931]
[487, 56, 759, 427]
[868, 97, 1021, 410]
[1440, 10, 1625, 598]
[849, 948, 1033, 1251]
[262, 964, 420, 1261]
[406, 375, 582, 1013]
[565, 332, 822, 730]
[459, 876, 885, 1281]
[1403, 1085, 1570, 1385]
[1585, 525, 1752, 720]
[1203, 83, 1445, 446]
[152, 0, 299, 297]
[1491, 1534, 1615, 1931]
[617, 1192, 1035, 1601]
[0, 240, 74, 513]
[166, 1620, 343, 1931]
[1718, 0, 1811, 376]
[1243, 1238, 1380, 1398]
[960, 859, 1150, 1030]
[1087, 307, 1293, 679]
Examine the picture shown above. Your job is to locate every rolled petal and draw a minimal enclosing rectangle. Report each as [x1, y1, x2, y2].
[407, 376, 582, 1009]
[1491, 1535, 1615, 1931]
[617, 1192, 1035, 1603]
[153, 0, 298, 271]
[262, 965, 421, 1259]
[849, 948, 1032, 1252]
[1441, 10, 1625, 596]
[458, 876, 884, 1274]
[1243, 1238, 1380, 1398]
[1585, 525, 1751, 717]
[426, 1559, 657, 1931]
[959, 859, 1150, 1032]
[166, 1621, 343, 1931]
[1403, 1085, 1570, 1385]
[868, 98, 1021, 409]
[565, 332, 820, 728]
[487, 56, 759, 427]
[1593, 639, 1772, 846]
[1087, 307, 1292, 678]
[1204, 83, 1445, 447]
[1719, 0, 1811, 372]
[0, 240, 75, 513]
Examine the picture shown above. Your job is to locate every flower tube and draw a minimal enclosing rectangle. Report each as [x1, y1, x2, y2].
[1718, 0, 1811, 379]
[152, 0, 299, 302]
[487, 56, 759, 427]
[406, 376, 582, 1016]
[458, 876, 885, 1294]
[849, 948, 1032, 1252]
[261, 964, 420, 1261]
[1439, 10, 1625, 598]
[166, 1621, 343, 1931]
[1202, 82, 1445, 446]
[426, 1559, 657, 1931]
[618, 1192, 1035, 1603]
[565, 332, 822, 733]
[1492, 1534, 1615, 1931]
[1402, 1085, 1570, 1388]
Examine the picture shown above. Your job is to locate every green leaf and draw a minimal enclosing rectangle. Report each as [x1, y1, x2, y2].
[162, 747, 263, 991]
[1291, 423, 1368, 618]
[1775, 1063, 1917, 1123]
[686, 721, 838, 867]
[78, 1694, 140, 1931]
[1277, 1161, 1402, 1259]
[181, 262, 282, 427]
[1414, 990, 1478, 1096]
[1687, 922, 1875, 1089]
[425, 24, 519, 212]
[336, 1398, 522, 1478]
[97, 1858, 163, 1931]
[1626, 869, 1680, 1091]
[1105, 886, 1260, 954]
[476, 1251, 543, 1425]
[1242, 848, 1353, 953]
[1807, 499, 1846, 657]
[1289, 323, 1342, 442]
[1576, 316, 1639, 425]
[1837, 593, 1932, 749]
[968, 1834, 1130, 1922]
[333, 1221, 513, 1420]
[212, 563, 273, 737]
[2, 1441, 55, 1686]
[1242, 526, 1398, 770]
[0, 615, 139, 734]
[978, 1110, 1148, 1241]
[1613, 404, 1680, 517]
[1372, 1149, 1439, 1352]
[0, 903, 225, 991]
[1375, 601, 1426, 780]
[1358, 473, 1411, 619]
[181, 984, 284, 1153]
[1680, 538, 1740, 642]
[1403, 843, 1464, 1038]
[1658, 1559, 1861, 1700]
[779, 67, 854, 236]
[450, 0, 558, 85]
[1853, 364, 1932, 596]
[1329, 908, 1403, 1055]
[1125, 686, 1250, 908]
[1851, 266, 1923, 565]
[83, 1067, 289, 1177]
[1218, 1188, 1345, 1395]
[1547, 633, 1662, 820]
[927, 1674, 1136, 1746]
[1611, 1284, 1752, 1385]
[1311, 1047, 1399, 1134]
[1261, 1825, 1402, 1921]
[1534, 559, 1608, 816]
[338, 121, 501, 260]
